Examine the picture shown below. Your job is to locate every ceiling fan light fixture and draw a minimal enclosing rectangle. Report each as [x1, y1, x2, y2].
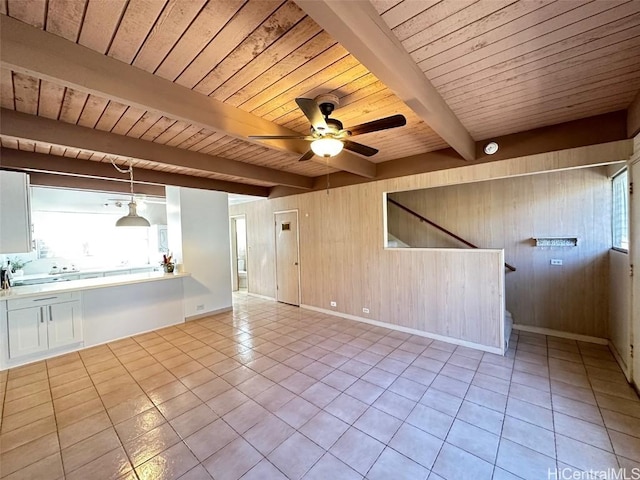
[311, 137, 343, 157]
[249, 97, 407, 162]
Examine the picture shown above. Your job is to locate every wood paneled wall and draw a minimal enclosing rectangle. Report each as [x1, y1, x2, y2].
[233, 184, 504, 351]
[388, 168, 612, 338]
[230, 140, 632, 347]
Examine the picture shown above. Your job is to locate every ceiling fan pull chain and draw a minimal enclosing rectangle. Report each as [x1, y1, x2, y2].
[326, 158, 330, 195]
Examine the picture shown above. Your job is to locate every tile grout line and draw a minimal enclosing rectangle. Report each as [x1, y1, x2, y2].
[3, 296, 639, 480]
[0, 363, 60, 478]
[578, 342, 621, 469]
[118, 329, 212, 477]
[45, 356, 65, 480]
[425, 345, 481, 479]
[544, 334, 559, 475]
[72, 348, 138, 479]
[493, 332, 519, 480]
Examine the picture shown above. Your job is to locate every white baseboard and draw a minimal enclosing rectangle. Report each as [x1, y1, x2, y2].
[512, 324, 608, 345]
[186, 306, 232, 322]
[1, 341, 84, 371]
[608, 340, 631, 382]
[1, 318, 189, 371]
[301, 304, 503, 355]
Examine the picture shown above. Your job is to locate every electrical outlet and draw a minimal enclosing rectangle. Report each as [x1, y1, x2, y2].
[196, 304, 205, 311]
[330, 301, 337, 307]
[362, 308, 370, 314]
[550, 259, 563, 266]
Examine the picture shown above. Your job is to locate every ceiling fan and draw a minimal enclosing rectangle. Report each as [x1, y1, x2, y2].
[249, 94, 407, 161]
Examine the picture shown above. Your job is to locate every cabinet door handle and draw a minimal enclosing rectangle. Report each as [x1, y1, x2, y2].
[40, 307, 44, 323]
[49, 305, 53, 322]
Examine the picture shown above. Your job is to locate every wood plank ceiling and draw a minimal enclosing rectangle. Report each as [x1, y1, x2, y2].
[0, 0, 639, 194]
[373, 0, 640, 139]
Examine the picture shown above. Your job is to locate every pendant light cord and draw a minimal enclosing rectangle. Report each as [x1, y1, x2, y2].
[110, 159, 135, 201]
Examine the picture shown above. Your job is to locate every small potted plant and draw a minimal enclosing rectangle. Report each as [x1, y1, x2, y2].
[161, 254, 174, 273]
[9, 257, 27, 277]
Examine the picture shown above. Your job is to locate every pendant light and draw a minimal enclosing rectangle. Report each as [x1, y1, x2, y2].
[112, 159, 150, 227]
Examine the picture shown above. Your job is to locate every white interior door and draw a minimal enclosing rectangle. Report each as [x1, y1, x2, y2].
[275, 211, 300, 306]
[631, 159, 640, 388]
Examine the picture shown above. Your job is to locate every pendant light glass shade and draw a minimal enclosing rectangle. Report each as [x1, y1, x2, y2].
[112, 160, 150, 227]
[311, 137, 343, 157]
[116, 202, 151, 227]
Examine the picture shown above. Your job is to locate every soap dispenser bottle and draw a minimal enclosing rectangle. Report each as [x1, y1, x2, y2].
[1, 261, 11, 289]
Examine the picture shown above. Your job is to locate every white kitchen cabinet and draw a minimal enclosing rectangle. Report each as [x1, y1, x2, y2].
[47, 301, 82, 349]
[6, 293, 82, 361]
[0, 171, 32, 253]
[7, 307, 48, 358]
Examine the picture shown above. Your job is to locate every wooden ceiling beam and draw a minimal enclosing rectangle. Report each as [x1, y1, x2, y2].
[0, 15, 375, 179]
[269, 110, 629, 197]
[25, 172, 167, 197]
[0, 109, 311, 190]
[295, 0, 476, 161]
[0, 148, 270, 197]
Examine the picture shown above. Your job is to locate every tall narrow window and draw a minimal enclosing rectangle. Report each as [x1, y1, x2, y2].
[612, 169, 629, 251]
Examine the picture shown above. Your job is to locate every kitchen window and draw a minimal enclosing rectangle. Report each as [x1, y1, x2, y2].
[612, 169, 629, 252]
[32, 211, 150, 266]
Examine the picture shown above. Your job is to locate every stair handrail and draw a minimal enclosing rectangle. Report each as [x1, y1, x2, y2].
[387, 197, 516, 272]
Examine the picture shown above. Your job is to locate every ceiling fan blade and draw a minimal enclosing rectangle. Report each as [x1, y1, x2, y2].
[343, 140, 379, 157]
[248, 135, 312, 140]
[295, 98, 328, 132]
[298, 149, 315, 162]
[348, 114, 407, 136]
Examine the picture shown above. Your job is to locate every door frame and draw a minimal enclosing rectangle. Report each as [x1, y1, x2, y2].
[274, 209, 301, 306]
[229, 214, 246, 292]
[630, 157, 639, 389]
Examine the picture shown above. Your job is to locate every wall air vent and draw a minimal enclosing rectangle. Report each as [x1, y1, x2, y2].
[532, 237, 578, 247]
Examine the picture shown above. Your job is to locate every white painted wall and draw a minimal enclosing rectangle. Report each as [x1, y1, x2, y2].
[166, 187, 232, 318]
[83, 278, 184, 347]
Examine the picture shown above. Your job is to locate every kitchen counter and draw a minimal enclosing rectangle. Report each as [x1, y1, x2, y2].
[1, 271, 190, 300]
[1, 271, 189, 370]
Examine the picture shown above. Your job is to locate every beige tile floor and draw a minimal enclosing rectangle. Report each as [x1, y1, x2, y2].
[1, 293, 639, 480]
